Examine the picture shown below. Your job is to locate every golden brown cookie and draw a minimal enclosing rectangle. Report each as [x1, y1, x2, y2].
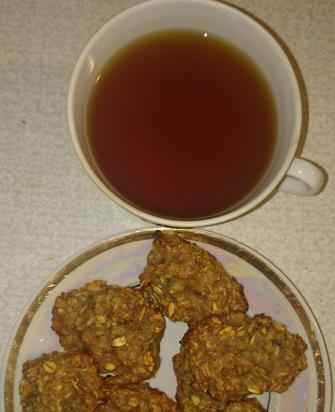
[19, 351, 105, 412]
[98, 382, 177, 411]
[174, 351, 226, 411]
[52, 280, 165, 383]
[173, 313, 307, 409]
[139, 231, 248, 324]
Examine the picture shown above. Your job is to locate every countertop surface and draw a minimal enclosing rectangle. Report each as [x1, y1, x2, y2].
[0, 0, 334, 408]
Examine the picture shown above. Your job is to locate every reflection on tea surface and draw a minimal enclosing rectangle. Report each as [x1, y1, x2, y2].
[87, 30, 277, 220]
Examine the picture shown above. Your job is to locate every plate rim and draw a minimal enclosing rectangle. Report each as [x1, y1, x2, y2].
[2, 227, 333, 411]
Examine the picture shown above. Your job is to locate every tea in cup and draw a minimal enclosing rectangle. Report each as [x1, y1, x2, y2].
[68, 0, 324, 227]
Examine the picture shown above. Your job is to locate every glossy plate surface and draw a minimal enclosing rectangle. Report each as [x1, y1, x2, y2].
[3, 228, 332, 411]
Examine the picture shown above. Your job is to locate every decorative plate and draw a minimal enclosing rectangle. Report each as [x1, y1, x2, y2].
[3, 228, 332, 411]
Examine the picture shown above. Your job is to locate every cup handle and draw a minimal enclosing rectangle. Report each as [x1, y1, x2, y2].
[278, 158, 324, 196]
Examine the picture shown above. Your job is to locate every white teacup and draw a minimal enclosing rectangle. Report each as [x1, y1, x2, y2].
[68, 0, 324, 227]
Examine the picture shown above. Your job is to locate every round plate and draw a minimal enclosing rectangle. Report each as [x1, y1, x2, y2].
[2, 228, 332, 411]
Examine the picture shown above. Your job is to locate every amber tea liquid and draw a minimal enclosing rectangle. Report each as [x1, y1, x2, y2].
[87, 30, 277, 220]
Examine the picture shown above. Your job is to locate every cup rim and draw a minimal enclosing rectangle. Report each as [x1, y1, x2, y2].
[68, 0, 307, 228]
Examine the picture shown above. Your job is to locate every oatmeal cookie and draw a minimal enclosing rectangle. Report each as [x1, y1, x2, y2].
[174, 351, 226, 411]
[52, 280, 165, 383]
[19, 351, 105, 412]
[173, 314, 307, 409]
[225, 398, 266, 412]
[139, 231, 248, 323]
[97, 381, 176, 411]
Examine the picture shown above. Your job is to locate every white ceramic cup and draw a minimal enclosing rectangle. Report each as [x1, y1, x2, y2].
[68, 0, 324, 227]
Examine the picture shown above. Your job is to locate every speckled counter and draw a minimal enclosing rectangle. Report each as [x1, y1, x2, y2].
[0, 0, 334, 408]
